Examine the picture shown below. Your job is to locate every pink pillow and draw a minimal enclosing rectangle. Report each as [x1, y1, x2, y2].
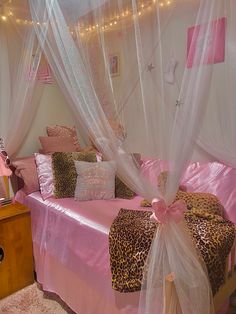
[12, 156, 39, 194]
[35, 153, 54, 200]
[46, 125, 81, 151]
[39, 136, 78, 154]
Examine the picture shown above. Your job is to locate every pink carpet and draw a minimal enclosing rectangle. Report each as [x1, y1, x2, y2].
[0, 282, 235, 313]
[0, 283, 75, 313]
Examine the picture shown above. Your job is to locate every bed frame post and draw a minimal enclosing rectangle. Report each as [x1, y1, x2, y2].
[213, 238, 236, 311]
[164, 238, 236, 313]
[164, 273, 181, 314]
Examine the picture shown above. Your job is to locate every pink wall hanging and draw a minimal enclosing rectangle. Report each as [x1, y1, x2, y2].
[187, 17, 226, 68]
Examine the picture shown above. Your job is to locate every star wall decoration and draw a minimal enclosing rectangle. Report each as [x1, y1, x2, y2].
[147, 63, 155, 72]
[175, 99, 183, 107]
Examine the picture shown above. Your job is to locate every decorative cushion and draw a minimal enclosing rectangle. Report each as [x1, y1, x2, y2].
[115, 176, 136, 199]
[74, 161, 116, 201]
[11, 156, 39, 194]
[46, 125, 81, 151]
[52, 152, 97, 198]
[35, 153, 54, 200]
[39, 136, 78, 154]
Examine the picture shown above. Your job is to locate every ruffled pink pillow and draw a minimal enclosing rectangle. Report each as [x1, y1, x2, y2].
[46, 125, 81, 151]
[12, 156, 39, 194]
[39, 136, 78, 154]
[35, 153, 54, 200]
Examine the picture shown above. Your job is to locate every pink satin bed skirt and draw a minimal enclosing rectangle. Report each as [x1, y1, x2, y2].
[19, 191, 147, 314]
[33, 244, 230, 314]
[34, 244, 141, 314]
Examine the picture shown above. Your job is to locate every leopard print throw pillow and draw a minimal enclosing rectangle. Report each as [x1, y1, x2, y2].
[52, 152, 97, 198]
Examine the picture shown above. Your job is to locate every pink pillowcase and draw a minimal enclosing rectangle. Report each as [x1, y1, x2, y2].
[46, 125, 81, 151]
[35, 153, 54, 200]
[12, 156, 39, 194]
[39, 136, 79, 154]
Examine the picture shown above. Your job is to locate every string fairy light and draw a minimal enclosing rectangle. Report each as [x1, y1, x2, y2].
[77, 0, 174, 37]
[0, 0, 174, 37]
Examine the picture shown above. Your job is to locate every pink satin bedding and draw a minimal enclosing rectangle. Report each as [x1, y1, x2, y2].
[14, 159, 235, 313]
[141, 159, 236, 223]
[18, 192, 145, 314]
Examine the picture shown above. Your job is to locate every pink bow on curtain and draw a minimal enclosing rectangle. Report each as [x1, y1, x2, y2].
[150, 199, 187, 224]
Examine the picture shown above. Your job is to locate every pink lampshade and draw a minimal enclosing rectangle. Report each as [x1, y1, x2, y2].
[0, 157, 12, 177]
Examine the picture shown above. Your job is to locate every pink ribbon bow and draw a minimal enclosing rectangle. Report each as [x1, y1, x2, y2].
[150, 198, 187, 224]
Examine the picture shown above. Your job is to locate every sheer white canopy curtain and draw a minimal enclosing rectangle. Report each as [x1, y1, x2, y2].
[0, 12, 43, 157]
[198, 0, 236, 168]
[29, 0, 228, 313]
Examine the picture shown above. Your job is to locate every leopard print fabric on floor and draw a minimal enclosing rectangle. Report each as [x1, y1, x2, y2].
[109, 208, 235, 295]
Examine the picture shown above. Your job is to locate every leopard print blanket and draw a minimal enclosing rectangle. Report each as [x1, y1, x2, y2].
[140, 190, 224, 216]
[109, 203, 235, 295]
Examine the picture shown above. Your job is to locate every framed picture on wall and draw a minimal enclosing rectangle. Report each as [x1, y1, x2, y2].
[109, 54, 120, 77]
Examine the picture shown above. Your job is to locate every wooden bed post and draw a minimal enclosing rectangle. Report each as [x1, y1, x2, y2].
[164, 238, 236, 313]
[164, 273, 181, 314]
[213, 238, 236, 311]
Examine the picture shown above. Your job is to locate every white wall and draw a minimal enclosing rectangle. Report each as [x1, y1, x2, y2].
[17, 83, 76, 157]
[17, 1, 223, 163]
[102, 1, 223, 162]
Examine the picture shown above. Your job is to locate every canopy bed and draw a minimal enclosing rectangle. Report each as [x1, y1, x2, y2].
[14, 189, 236, 314]
[12, 155, 236, 314]
[0, 0, 236, 313]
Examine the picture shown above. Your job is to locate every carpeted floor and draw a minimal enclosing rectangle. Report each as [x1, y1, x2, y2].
[0, 283, 235, 313]
[0, 283, 75, 314]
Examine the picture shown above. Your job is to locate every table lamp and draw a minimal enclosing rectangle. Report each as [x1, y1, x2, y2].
[0, 139, 12, 206]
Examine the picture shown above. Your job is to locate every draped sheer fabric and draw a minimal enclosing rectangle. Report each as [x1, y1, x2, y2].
[0, 15, 43, 156]
[198, 0, 236, 167]
[28, 0, 229, 312]
[0, 0, 232, 312]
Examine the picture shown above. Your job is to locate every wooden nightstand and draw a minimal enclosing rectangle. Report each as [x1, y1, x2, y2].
[0, 202, 34, 299]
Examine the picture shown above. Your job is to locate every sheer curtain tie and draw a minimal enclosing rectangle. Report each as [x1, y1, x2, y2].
[150, 199, 187, 224]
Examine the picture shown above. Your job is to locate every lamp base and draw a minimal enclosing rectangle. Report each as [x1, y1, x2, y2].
[0, 197, 12, 206]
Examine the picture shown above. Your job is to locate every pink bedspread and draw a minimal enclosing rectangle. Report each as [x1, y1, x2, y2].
[19, 192, 147, 314]
[15, 159, 235, 313]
